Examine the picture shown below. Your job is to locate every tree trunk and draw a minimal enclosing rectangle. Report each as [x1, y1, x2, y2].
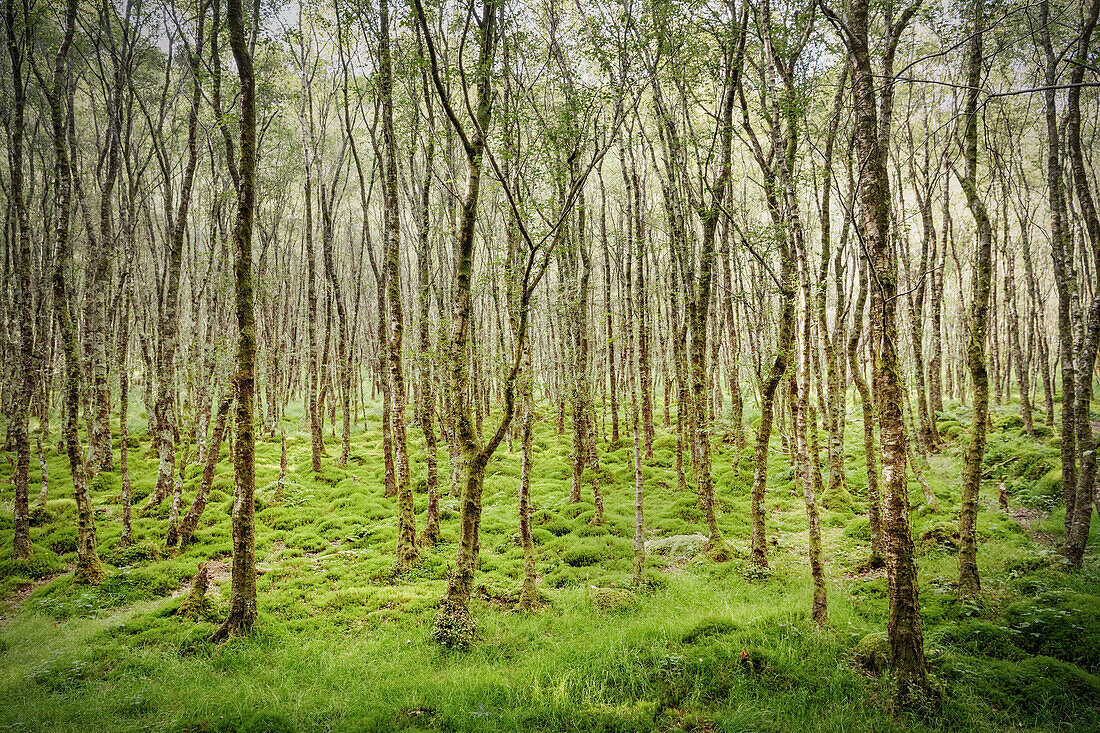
[842, 0, 931, 702]
[213, 0, 258, 640]
[175, 388, 233, 549]
[381, 0, 418, 571]
[6, 0, 34, 560]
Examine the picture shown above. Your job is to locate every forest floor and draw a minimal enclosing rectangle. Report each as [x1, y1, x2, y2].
[0, 398, 1098, 732]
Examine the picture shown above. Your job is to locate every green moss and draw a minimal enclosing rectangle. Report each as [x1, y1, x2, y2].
[978, 656, 1100, 723]
[917, 521, 959, 554]
[1004, 591, 1100, 672]
[562, 542, 607, 567]
[681, 618, 738, 644]
[843, 516, 871, 542]
[819, 483, 853, 512]
[930, 619, 1026, 660]
[102, 539, 163, 566]
[0, 545, 65, 580]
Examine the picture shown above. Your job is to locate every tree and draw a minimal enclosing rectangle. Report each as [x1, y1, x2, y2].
[956, 0, 992, 600]
[213, 0, 258, 640]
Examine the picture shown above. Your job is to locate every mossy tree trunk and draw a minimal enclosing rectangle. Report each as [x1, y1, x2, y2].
[515, 349, 538, 609]
[48, 0, 102, 585]
[1064, 0, 1100, 565]
[414, 33, 441, 547]
[380, 0, 418, 571]
[957, 2, 992, 600]
[1039, 0, 1079, 539]
[213, 0, 258, 640]
[297, 30, 323, 476]
[5, 0, 34, 560]
[831, 0, 932, 704]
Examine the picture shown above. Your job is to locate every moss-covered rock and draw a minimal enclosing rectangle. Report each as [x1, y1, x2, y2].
[643, 534, 708, 562]
[917, 521, 959, 554]
[853, 632, 889, 676]
[588, 586, 637, 612]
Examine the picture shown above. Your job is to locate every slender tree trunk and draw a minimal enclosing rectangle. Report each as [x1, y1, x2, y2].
[6, 0, 34, 559]
[213, 0, 258, 639]
[1064, 0, 1100, 564]
[49, 0, 102, 585]
[381, 0, 418, 570]
[840, 0, 931, 701]
[175, 388, 233, 548]
[515, 349, 538, 609]
[957, 4, 992, 599]
[1040, 0, 1079, 538]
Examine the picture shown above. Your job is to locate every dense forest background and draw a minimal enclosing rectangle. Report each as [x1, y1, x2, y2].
[1, 0, 1100, 729]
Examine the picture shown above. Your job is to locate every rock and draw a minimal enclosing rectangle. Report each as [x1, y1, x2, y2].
[644, 534, 708, 562]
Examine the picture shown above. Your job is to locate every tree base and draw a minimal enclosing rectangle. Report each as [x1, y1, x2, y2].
[73, 556, 105, 585]
[706, 537, 732, 563]
[210, 611, 256, 643]
[431, 598, 477, 650]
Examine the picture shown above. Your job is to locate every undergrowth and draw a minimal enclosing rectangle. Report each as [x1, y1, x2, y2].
[0, 398, 1097, 732]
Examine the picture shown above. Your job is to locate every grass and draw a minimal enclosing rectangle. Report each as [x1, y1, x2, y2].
[0, 396, 1097, 732]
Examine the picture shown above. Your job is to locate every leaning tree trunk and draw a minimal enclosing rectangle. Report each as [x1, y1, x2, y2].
[175, 387, 233, 549]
